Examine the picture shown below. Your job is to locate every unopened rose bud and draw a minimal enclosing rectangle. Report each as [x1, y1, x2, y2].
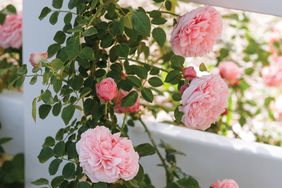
[182, 66, 197, 80]
[29, 52, 48, 67]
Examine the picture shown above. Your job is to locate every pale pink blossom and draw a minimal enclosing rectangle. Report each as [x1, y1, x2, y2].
[96, 78, 118, 102]
[29, 52, 48, 67]
[114, 90, 140, 113]
[0, 13, 22, 49]
[219, 61, 242, 86]
[261, 57, 282, 87]
[180, 74, 228, 130]
[76, 126, 140, 183]
[211, 179, 239, 188]
[182, 66, 197, 80]
[170, 6, 222, 57]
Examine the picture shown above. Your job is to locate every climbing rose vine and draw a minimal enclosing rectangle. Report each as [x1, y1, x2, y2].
[22, 0, 239, 187]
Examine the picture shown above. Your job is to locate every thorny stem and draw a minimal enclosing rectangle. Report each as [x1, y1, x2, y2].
[139, 118, 170, 185]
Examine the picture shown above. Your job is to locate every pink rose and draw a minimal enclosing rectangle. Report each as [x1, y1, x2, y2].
[0, 13, 22, 49]
[29, 52, 48, 67]
[261, 57, 282, 87]
[76, 126, 140, 183]
[182, 66, 197, 80]
[170, 6, 222, 57]
[179, 74, 228, 130]
[114, 90, 140, 113]
[96, 78, 118, 102]
[219, 61, 242, 86]
[211, 179, 239, 188]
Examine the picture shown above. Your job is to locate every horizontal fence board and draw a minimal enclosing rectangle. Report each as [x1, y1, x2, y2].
[183, 0, 282, 16]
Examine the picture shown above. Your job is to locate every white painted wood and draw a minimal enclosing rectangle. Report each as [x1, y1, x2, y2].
[184, 0, 282, 17]
[0, 91, 24, 154]
[129, 121, 282, 188]
[23, 0, 66, 187]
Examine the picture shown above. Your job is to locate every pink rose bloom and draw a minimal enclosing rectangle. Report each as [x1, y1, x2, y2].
[29, 52, 48, 67]
[211, 179, 239, 188]
[170, 6, 222, 57]
[182, 66, 197, 80]
[179, 74, 228, 130]
[76, 126, 140, 183]
[96, 78, 118, 102]
[261, 57, 282, 87]
[219, 61, 242, 86]
[114, 90, 140, 113]
[0, 13, 22, 49]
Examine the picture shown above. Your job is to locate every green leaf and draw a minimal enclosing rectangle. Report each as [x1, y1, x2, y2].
[167, 176, 200, 188]
[43, 136, 55, 147]
[127, 76, 142, 88]
[30, 76, 38, 85]
[53, 141, 65, 157]
[135, 143, 156, 157]
[52, 0, 64, 9]
[132, 10, 151, 37]
[62, 163, 75, 178]
[174, 107, 183, 123]
[199, 63, 207, 72]
[49, 159, 62, 175]
[31, 178, 49, 185]
[61, 105, 75, 125]
[165, 0, 172, 10]
[70, 75, 84, 90]
[54, 31, 66, 44]
[172, 93, 181, 101]
[49, 11, 59, 25]
[38, 147, 53, 163]
[32, 98, 37, 122]
[0, 137, 12, 145]
[52, 102, 62, 116]
[55, 128, 65, 141]
[121, 91, 138, 107]
[64, 12, 72, 24]
[83, 27, 97, 36]
[78, 182, 92, 188]
[165, 70, 180, 83]
[123, 14, 133, 29]
[79, 47, 95, 60]
[148, 77, 163, 87]
[39, 104, 52, 119]
[116, 43, 129, 58]
[51, 176, 64, 188]
[39, 7, 52, 20]
[152, 27, 166, 47]
[93, 182, 107, 188]
[141, 88, 154, 103]
[171, 55, 185, 69]
[0, 13, 6, 24]
[17, 64, 27, 75]
[6, 5, 17, 13]
[48, 43, 61, 58]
